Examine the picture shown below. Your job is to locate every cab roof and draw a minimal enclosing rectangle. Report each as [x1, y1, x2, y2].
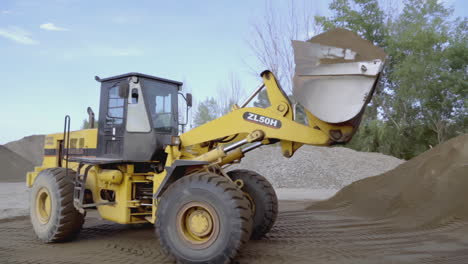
[95, 72, 183, 87]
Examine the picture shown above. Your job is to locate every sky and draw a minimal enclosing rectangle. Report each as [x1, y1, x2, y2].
[0, 0, 466, 144]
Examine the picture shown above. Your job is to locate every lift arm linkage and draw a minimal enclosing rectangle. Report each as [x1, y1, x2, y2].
[168, 70, 354, 166]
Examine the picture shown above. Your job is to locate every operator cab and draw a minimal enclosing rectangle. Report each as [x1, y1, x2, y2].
[94, 73, 190, 162]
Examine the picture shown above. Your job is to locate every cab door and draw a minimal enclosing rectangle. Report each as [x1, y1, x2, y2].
[97, 81, 126, 158]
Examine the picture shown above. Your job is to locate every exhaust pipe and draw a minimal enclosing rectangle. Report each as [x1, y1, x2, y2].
[87, 107, 95, 129]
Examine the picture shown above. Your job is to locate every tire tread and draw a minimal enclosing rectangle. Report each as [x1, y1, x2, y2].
[227, 169, 278, 240]
[156, 172, 252, 263]
[31, 167, 84, 243]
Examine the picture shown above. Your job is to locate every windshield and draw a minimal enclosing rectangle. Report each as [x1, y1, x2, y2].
[142, 79, 178, 133]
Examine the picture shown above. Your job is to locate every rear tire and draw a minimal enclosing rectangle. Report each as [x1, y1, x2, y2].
[227, 169, 278, 239]
[30, 167, 85, 242]
[156, 172, 252, 263]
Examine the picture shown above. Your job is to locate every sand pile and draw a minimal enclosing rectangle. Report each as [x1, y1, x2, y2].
[309, 134, 468, 229]
[0, 146, 34, 182]
[233, 145, 403, 189]
[4, 135, 44, 166]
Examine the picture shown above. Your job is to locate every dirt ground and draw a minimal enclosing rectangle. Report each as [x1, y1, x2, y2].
[1, 200, 468, 264]
[1, 135, 465, 263]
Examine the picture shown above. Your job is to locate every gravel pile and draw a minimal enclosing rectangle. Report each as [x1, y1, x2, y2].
[0, 145, 34, 182]
[4, 135, 44, 166]
[0, 133, 403, 188]
[231, 145, 404, 189]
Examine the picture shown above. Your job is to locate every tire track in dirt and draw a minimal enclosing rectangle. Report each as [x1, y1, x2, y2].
[1, 207, 468, 264]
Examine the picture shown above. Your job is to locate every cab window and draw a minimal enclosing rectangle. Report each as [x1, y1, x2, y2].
[143, 80, 177, 133]
[106, 85, 124, 126]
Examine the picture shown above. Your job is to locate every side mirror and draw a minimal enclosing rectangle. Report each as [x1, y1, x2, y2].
[119, 81, 130, 98]
[186, 93, 193, 108]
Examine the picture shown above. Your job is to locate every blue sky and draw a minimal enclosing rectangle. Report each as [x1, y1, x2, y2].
[0, 0, 466, 144]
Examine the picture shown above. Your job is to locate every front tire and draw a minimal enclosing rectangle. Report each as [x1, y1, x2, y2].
[30, 167, 84, 242]
[227, 169, 278, 239]
[156, 172, 252, 263]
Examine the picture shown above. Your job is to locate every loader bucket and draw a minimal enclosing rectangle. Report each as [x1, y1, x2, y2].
[292, 28, 386, 128]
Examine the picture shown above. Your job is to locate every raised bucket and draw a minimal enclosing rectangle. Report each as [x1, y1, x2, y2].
[292, 28, 386, 125]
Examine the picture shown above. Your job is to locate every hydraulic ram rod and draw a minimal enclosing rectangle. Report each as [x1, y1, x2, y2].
[223, 139, 248, 152]
[240, 83, 265, 108]
[242, 142, 262, 153]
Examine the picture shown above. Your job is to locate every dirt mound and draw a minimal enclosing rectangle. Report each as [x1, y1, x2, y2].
[4, 135, 44, 166]
[0, 146, 34, 182]
[309, 134, 468, 229]
[233, 145, 403, 189]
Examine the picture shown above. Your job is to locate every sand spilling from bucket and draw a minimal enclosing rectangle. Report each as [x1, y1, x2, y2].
[4, 135, 44, 166]
[0, 146, 34, 182]
[308, 134, 468, 229]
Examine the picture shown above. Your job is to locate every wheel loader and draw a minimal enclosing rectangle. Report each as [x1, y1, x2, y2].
[26, 28, 386, 263]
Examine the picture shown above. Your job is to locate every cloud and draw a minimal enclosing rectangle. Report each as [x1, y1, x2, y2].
[0, 27, 38, 45]
[40, 23, 69, 31]
[1, 10, 12, 14]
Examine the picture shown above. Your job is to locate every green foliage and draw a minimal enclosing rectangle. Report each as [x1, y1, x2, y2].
[319, 0, 467, 159]
[315, 0, 387, 47]
[193, 97, 220, 127]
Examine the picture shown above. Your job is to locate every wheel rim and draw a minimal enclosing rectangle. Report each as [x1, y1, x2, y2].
[176, 201, 220, 249]
[36, 188, 52, 224]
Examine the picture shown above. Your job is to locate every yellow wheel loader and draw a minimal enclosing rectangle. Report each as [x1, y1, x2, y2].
[26, 29, 386, 263]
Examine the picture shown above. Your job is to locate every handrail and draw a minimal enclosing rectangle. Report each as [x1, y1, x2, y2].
[63, 115, 71, 170]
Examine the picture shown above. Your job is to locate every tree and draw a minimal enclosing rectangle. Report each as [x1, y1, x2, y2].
[193, 97, 220, 127]
[315, 0, 388, 47]
[248, 0, 320, 93]
[217, 72, 244, 115]
[384, 0, 467, 154]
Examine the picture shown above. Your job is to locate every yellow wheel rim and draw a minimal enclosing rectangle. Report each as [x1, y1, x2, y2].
[36, 188, 52, 224]
[177, 202, 219, 249]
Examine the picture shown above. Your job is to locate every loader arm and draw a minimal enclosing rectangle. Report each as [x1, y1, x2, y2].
[165, 70, 357, 168]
